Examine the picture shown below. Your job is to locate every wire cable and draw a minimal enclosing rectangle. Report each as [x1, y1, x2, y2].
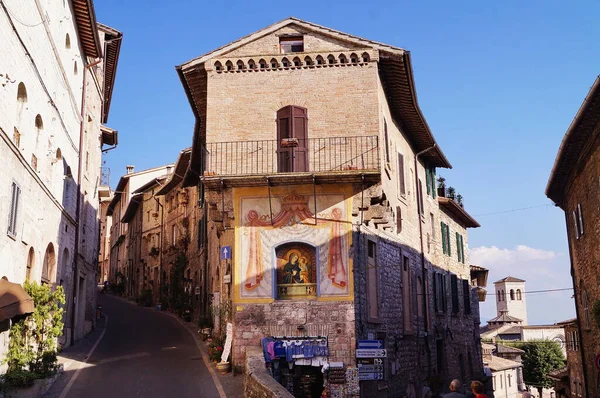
[1, 0, 45, 27]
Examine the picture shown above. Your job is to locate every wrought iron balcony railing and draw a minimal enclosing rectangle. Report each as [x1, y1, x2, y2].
[201, 135, 379, 176]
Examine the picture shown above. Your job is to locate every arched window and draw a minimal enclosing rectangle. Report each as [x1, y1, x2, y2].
[497, 290, 501, 302]
[55, 148, 62, 161]
[259, 59, 267, 69]
[74, 61, 78, 75]
[292, 57, 301, 67]
[247, 59, 256, 70]
[275, 242, 317, 299]
[350, 53, 358, 64]
[304, 56, 312, 66]
[17, 82, 27, 102]
[510, 289, 515, 300]
[65, 33, 71, 49]
[26, 247, 35, 281]
[35, 114, 43, 130]
[501, 290, 505, 301]
[42, 243, 56, 284]
[362, 52, 370, 62]
[276, 105, 308, 172]
[281, 57, 290, 68]
[327, 54, 336, 65]
[270, 58, 279, 69]
[516, 289, 522, 300]
[339, 54, 347, 64]
[236, 60, 244, 70]
[214, 61, 222, 72]
[225, 61, 233, 71]
[315, 55, 324, 65]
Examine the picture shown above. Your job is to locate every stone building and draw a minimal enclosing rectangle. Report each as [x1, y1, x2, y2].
[482, 343, 523, 398]
[177, 17, 482, 397]
[549, 319, 584, 398]
[154, 148, 208, 319]
[546, 74, 600, 398]
[106, 165, 171, 294]
[0, 0, 121, 361]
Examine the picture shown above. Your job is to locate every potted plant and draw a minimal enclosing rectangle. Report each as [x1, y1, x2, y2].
[437, 177, 446, 197]
[456, 194, 464, 207]
[447, 186, 456, 200]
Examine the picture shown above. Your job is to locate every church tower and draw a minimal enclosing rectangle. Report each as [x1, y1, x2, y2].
[494, 276, 528, 325]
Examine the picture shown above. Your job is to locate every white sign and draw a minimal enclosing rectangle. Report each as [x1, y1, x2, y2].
[356, 349, 387, 358]
[359, 372, 384, 381]
[223, 274, 231, 284]
[220, 322, 233, 363]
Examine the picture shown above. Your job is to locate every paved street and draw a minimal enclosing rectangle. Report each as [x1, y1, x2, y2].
[44, 295, 225, 398]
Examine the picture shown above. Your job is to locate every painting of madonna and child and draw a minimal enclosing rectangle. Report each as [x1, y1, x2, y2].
[276, 243, 317, 299]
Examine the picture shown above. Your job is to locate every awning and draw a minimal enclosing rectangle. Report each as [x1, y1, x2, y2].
[0, 278, 34, 322]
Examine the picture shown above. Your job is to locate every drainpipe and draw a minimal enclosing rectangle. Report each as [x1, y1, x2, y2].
[563, 209, 589, 398]
[154, 197, 165, 306]
[414, 143, 437, 380]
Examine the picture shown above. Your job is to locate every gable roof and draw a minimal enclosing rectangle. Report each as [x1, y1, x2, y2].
[546, 75, 600, 208]
[438, 197, 480, 228]
[494, 276, 525, 284]
[72, 0, 102, 58]
[177, 17, 452, 185]
[488, 312, 523, 324]
[121, 177, 166, 223]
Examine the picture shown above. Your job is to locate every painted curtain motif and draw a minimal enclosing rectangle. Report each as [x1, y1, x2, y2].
[238, 190, 351, 300]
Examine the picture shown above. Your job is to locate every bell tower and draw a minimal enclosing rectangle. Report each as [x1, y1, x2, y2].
[494, 276, 528, 325]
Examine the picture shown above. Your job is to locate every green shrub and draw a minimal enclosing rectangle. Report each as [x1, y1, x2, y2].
[3, 282, 65, 383]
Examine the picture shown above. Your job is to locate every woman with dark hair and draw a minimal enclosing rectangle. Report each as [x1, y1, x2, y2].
[470, 381, 487, 398]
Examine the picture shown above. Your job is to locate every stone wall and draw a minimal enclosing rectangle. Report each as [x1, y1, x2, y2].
[245, 347, 294, 398]
[565, 133, 600, 398]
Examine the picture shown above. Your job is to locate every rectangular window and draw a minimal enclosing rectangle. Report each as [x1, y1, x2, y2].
[279, 36, 304, 53]
[367, 240, 379, 320]
[463, 279, 471, 314]
[383, 119, 390, 164]
[446, 224, 451, 256]
[397, 153, 405, 195]
[455, 232, 465, 263]
[7, 181, 21, 237]
[441, 222, 447, 254]
[451, 274, 459, 313]
[425, 166, 436, 198]
[396, 206, 402, 234]
[402, 256, 413, 333]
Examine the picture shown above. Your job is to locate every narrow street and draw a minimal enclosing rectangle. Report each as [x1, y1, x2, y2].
[44, 295, 223, 398]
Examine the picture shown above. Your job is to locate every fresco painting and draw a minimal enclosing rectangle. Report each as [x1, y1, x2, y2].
[237, 189, 351, 301]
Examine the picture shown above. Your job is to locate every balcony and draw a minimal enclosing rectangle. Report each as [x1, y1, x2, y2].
[200, 135, 381, 188]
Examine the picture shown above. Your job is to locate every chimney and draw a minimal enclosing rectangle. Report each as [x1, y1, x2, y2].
[126, 165, 134, 174]
[166, 165, 173, 174]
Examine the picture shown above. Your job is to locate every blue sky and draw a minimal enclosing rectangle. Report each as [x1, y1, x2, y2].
[95, 0, 600, 324]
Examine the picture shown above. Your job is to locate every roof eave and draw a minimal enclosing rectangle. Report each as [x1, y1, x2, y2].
[98, 24, 123, 124]
[72, 0, 102, 58]
[438, 197, 480, 228]
[546, 75, 600, 206]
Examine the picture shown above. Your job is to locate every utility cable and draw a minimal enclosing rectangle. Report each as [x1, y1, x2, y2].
[1, 0, 45, 27]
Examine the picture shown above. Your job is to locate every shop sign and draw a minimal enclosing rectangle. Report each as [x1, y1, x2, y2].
[357, 358, 383, 365]
[357, 364, 383, 372]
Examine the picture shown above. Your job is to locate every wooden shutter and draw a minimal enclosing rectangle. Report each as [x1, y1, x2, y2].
[277, 106, 308, 172]
[397, 153, 405, 195]
[426, 167, 431, 196]
[460, 235, 465, 263]
[396, 206, 402, 234]
[441, 222, 446, 254]
[446, 225, 451, 256]
[463, 279, 471, 314]
[577, 204, 584, 236]
[7, 182, 20, 236]
[418, 180, 424, 215]
[384, 119, 390, 163]
[456, 232, 460, 262]
[431, 167, 436, 198]
[451, 275, 459, 313]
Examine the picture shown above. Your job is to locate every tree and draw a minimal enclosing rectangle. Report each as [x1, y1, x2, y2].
[510, 339, 565, 396]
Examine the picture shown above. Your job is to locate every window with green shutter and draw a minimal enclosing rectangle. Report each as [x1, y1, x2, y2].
[456, 232, 461, 262]
[446, 224, 451, 256]
[441, 222, 447, 254]
[460, 235, 465, 263]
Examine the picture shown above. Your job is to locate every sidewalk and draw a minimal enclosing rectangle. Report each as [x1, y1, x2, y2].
[110, 295, 245, 398]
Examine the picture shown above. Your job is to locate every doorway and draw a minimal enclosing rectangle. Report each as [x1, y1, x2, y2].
[277, 106, 308, 172]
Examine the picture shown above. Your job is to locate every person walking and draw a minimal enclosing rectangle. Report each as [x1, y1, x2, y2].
[444, 380, 466, 397]
[470, 381, 488, 398]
